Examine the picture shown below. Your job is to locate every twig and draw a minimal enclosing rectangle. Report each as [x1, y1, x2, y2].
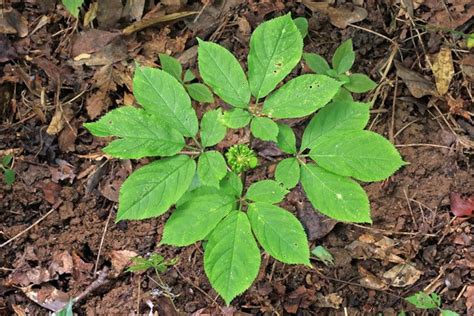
[351, 223, 436, 237]
[0, 204, 59, 248]
[174, 266, 220, 307]
[94, 205, 114, 275]
[395, 143, 452, 149]
[389, 77, 398, 143]
[73, 266, 110, 304]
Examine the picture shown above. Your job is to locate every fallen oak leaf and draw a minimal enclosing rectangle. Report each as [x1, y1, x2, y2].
[382, 263, 423, 287]
[122, 11, 198, 35]
[447, 97, 472, 120]
[301, 1, 367, 29]
[450, 192, 474, 217]
[430, 47, 454, 95]
[395, 60, 438, 98]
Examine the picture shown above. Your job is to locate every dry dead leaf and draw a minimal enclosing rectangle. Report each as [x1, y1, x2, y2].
[430, 47, 454, 95]
[109, 249, 137, 277]
[86, 90, 112, 119]
[46, 104, 74, 135]
[97, 0, 124, 28]
[346, 233, 405, 263]
[122, 11, 197, 35]
[0, 8, 28, 37]
[71, 29, 120, 57]
[383, 263, 423, 287]
[459, 54, 474, 79]
[426, 0, 474, 29]
[315, 293, 343, 309]
[447, 97, 472, 120]
[302, 1, 367, 29]
[83, 1, 99, 26]
[395, 60, 438, 98]
[465, 285, 474, 314]
[11, 304, 26, 316]
[49, 251, 74, 275]
[21, 284, 70, 312]
[41, 181, 62, 205]
[358, 266, 387, 290]
[49, 159, 76, 183]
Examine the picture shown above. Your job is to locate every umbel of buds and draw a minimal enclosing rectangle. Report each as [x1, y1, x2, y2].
[225, 144, 258, 174]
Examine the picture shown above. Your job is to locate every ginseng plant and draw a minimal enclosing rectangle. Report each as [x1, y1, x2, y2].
[84, 14, 405, 305]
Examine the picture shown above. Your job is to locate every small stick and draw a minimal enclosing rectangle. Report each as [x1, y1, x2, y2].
[94, 205, 114, 275]
[73, 266, 110, 304]
[389, 77, 398, 143]
[0, 205, 59, 248]
[395, 143, 452, 149]
[351, 223, 436, 237]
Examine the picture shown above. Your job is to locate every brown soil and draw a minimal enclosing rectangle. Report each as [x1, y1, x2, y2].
[1, 1, 473, 315]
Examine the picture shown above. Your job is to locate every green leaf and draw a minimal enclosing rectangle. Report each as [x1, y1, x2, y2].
[2, 155, 13, 167]
[405, 292, 439, 309]
[275, 158, 300, 189]
[56, 300, 73, 316]
[311, 245, 334, 266]
[430, 293, 442, 308]
[332, 88, 354, 102]
[62, 0, 83, 17]
[309, 130, 405, 182]
[161, 192, 235, 246]
[84, 106, 185, 159]
[248, 14, 303, 99]
[220, 108, 253, 128]
[186, 83, 214, 103]
[197, 39, 250, 108]
[117, 155, 196, 221]
[248, 203, 309, 264]
[183, 69, 196, 82]
[293, 17, 308, 39]
[301, 100, 370, 151]
[200, 109, 227, 147]
[198, 151, 228, 188]
[303, 53, 330, 74]
[300, 163, 371, 223]
[221, 172, 243, 197]
[467, 33, 474, 48]
[262, 74, 342, 119]
[246, 180, 288, 204]
[344, 73, 377, 93]
[204, 211, 261, 305]
[332, 39, 355, 74]
[133, 65, 198, 137]
[3, 168, 15, 186]
[441, 310, 460, 316]
[159, 54, 183, 82]
[250, 117, 279, 142]
[276, 123, 296, 154]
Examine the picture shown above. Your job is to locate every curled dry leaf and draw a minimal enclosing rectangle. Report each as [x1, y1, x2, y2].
[346, 233, 405, 263]
[358, 265, 387, 290]
[302, 1, 367, 29]
[465, 285, 474, 314]
[382, 263, 423, 287]
[430, 47, 454, 95]
[315, 293, 343, 309]
[0, 8, 28, 37]
[21, 284, 70, 312]
[46, 104, 74, 135]
[447, 97, 472, 120]
[450, 192, 474, 217]
[459, 54, 474, 79]
[395, 60, 437, 98]
[109, 249, 138, 277]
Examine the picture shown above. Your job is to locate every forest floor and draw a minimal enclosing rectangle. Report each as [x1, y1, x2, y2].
[0, 0, 473, 315]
